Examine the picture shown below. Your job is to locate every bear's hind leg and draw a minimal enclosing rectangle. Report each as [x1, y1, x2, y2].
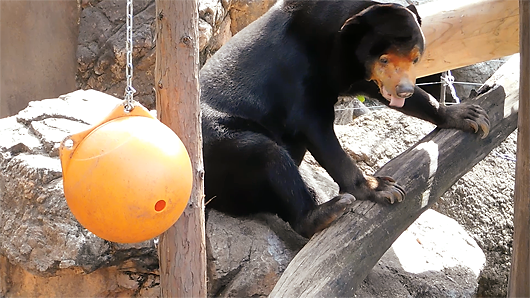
[205, 131, 353, 238]
[262, 148, 355, 237]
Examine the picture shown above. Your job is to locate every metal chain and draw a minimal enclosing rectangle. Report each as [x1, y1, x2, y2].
[124, 0, 136, 112]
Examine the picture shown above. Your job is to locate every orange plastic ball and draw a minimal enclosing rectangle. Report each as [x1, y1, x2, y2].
[60, 103, 192, 243]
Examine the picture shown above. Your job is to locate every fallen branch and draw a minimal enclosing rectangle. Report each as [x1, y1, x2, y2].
[270, 56, 520, 297]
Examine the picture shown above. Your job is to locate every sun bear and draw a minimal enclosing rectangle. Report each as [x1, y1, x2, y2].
[200, 0, 490, 238]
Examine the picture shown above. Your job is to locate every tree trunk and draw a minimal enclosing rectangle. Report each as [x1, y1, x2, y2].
[508, 1, 530, 296]
[154, 1, 207, 297]
[270, 55, 520, 297]
[416, 0, 519, 78]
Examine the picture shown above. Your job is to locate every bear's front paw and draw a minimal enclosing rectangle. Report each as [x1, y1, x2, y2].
[442, 104, 490, 138]
[366, 176, 406, 204]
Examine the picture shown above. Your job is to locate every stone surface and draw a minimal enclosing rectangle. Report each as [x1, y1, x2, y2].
[447, 57, 513, 102]
[336, 108, 515, 298]
[0, 90, 159, 297]
[356, 210, 485, 298]
[206, 210, 307, 297]
[433, 131, 516, 297]
[228, 0, 278, 34]
[334, 96, 371, 125]
[0, 255, 160, 298]
[0, 89, 503, 297]
[76, 0, 277, 110]
[77, 0, 156, 108]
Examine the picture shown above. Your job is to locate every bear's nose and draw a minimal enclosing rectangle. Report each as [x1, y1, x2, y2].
[395, 84, 414, 99]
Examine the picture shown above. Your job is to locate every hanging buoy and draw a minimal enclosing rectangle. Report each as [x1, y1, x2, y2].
[59, 102, 192, 243]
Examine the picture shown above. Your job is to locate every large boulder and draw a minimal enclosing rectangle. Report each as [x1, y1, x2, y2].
[77, 0, 156, 108]
[76, 0, 278, 110]
[228, 0, 277, 34]
[0, 91, 157, 275]
[0, 90, 499, 297]
[356, 209, 485, 297]
[433, 131, 516, 297]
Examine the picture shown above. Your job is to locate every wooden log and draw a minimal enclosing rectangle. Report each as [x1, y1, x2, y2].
[508, 1, 530, 296]
[269, 55, 520, 297]
[155, 0, 207, 297]
[416, 0, 519, 77]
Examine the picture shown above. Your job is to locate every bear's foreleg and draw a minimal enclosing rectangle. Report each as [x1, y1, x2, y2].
[304, 122, 406, 205]
[392, 86, 490, 138]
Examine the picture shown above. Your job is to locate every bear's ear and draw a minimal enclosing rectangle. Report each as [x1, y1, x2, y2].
[340, 14, 361, 32]
[406, 4, 422, 26]
[339, 6, 372, 34]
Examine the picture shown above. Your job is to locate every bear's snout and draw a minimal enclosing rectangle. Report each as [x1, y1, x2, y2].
[395, 83, 414, 99]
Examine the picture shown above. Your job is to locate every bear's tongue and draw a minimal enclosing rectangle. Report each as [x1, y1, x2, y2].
[382, 87, 406, 108]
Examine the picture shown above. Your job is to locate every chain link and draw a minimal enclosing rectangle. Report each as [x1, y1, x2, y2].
[124, 0, 136, 112]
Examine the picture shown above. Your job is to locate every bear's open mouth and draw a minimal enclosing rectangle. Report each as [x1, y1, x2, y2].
[372, 80, 407, 108]
[369, 47, 422, 109]
[381, 86, 406, 108]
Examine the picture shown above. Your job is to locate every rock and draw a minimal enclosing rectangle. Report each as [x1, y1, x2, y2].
[432, 130, 516, 297]
[77, 0, 156, 108]
[0, 255, 159, 297]
[199, 18, 214, 51]
[356, 210, 485, 298]
[0, 90, 158, 297]
[1, 90, 496, 297]
[208, 12, 233, 53]
[448, 57, 513, 101]
[207, 210, 307, 297]
[76, 0, 277, 110]
[77, 0, 231, 109]
[199, 0, 227, 28]
[228, 0, 278, 34]
[334, 96, 371, 125]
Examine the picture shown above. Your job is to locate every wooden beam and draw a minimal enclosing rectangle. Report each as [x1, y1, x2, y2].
[416, 0, 519, 77]
[508, 1, 530, 296]
[270, 56, 520, 297]
[154, 0, 207, 297]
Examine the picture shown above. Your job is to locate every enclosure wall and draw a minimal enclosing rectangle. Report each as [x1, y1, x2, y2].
[0, 0, 79, 118]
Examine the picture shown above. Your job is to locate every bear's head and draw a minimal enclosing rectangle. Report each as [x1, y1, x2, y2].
[340, 3, 424, 108]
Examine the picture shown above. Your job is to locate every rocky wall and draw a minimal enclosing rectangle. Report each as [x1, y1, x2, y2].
[0, 89, 500, 297]
[76, 0, 278, 110]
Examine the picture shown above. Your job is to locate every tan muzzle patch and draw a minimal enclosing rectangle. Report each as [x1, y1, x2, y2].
[369, 47, 421, 107]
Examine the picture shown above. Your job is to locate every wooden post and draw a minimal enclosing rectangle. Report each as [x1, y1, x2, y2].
[154, 0, 207, 297]
[508, 1, 530, 296]
[416, 0, 519, 78]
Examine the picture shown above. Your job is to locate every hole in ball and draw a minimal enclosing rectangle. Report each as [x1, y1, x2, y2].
[155, 200, 166, 212]
[63, 139, 74, 149]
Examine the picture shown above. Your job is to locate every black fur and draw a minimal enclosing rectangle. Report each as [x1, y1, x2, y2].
[200, 0, 489, 238]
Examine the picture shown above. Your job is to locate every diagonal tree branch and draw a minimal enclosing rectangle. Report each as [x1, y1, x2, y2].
[270, 56, 520, 298]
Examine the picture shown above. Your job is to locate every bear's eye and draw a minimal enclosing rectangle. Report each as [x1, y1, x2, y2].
[379, 56, 389, 65]
[412, 57, 420, 64]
